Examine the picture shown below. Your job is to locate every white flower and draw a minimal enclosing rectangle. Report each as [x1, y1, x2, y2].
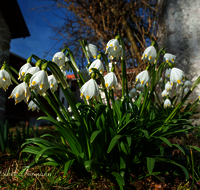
[80, 79, 99, 100]
[0, 69, 12, 91]
[165, 68, 171, 79]
[158, 77, 163, 85]
[26, 66, 40, 76]
[48, 75, 58, 93]
[170, 68, 185, 84]
[136, 83, 144, 91]
[164, 99, 171, 108]
[68, 106, 72, 112]
[163, 53, 176, 65]
[106, 39, 123, 60]
[104, 72, 118, 90]
[129, 88, 137, 98]
[52, 52, 65, 67]
[184, 87, 189, 95]
[165, 81, 173, 91]
[61, 57, 72, 72]
[8, 82, 30, 104]
[18, 63, 32, 81]
[28, 100, 40, 112]
[141, 46, 157, 64]
[29, 70, 49, 95]
[161, 90, 171, 98]
[89, 59, 104, 74]
[61, 68, 67, 77]
[85, 44, 98, 59]
[135, 70, 149, 85]
[80, 68, 90, 81]
[184, 80, 192, 88]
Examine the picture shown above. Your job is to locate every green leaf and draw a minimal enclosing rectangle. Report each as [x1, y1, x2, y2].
[111, 172, 125, 189]
[107, 135, 122, 153]
[141, 130, 149, 138]
[158, 137, 172, 147]
[159, 146, 164, 156]
[120, 157, 126, 178]
[84, 159, 94, 172]
[126, 136, 131, 147]
[172, 144, 185, 155]
[64, 159, 75, 176]
[147, 157, 155, 173]
[90, 130, 101, 143]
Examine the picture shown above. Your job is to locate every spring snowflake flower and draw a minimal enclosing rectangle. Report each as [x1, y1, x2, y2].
[68, 106, 72, 113]
[165, 81, 173, 91]
[89, 59, 104, 74]
[61, 57, 72, 72]
[161, 90, 171, 98]
[163, 53, 176, 65]
[106, 39, 123, 60]
[85, 44, 98, 59]
[48, 75, 58, 93]
[28, 100, 40, 112]
[8, 82, 30, 104]
[52, 52, 65, 67]
[0, 69, 12, 91]
[184, 80, 192, 88]
[141, 46, 157, 64]
[18, 63, 32, 81]
[26, 66, 40, 76]
[136, 83, 144, 91]
[80, 68, 90, 81]
[80, 79, 99, 100]
[29, 70, 49, 95]
[164, 99, 171, 108]
[165, 68, 171, 79]
[135, 70, 149, 85]
[184, 87, 189, 95]
[104, 72, 118, 90]
[129, 88, 137, 98]
[170, 68, 185, 84]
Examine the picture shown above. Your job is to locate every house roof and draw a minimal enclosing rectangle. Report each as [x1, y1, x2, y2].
[0, 0, 30, 39]
[67, 74, 76, 80]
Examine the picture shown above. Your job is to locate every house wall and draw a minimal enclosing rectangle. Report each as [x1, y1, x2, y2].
[0, 11, 11, 120]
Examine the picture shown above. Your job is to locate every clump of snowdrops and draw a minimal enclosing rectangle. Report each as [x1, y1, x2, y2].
[1, 34, 200, 189]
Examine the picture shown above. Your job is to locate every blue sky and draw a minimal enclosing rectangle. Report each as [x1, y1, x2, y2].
[10, 0, 66, 61]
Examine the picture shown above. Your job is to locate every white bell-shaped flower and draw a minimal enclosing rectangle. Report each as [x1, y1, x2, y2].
[8, 82, 30, 104]
[26, 66, 40, 76]
[184, 80, 192, 88]
[80, 79, 99, 100]
[0, 69, 12, 91]
[165, 81, 173, 91]
[89, 59, 104, 74]
[108, 45, 123, 60]
[164, 99, 171, 108]
[135, 70, 149, 85]
[80, 68, 90, 81]
[141, 46, 157, 64]
[184, 87, 189, 95]
[136, 83, 144, 91]
[18, 63, 32, 81]
[61, 57, 72, 72]
[29, 70, 49, 95]
[165, 68, 171, 79]
[163, 53, 176, 65]
[129, 88, 137, 98]
[104, 72, 118, 90]
[61, 68, 67, 77]
[170, 68, 185, 84]
[52, 52, 65, 67]
[48, 75, 58, 93]
[68, 106, 72, 113]
[28, 100, 40, 112]
[85, 44, 98, 59]
[106, 39, 120, 52]
[161, 90, 171, 98]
